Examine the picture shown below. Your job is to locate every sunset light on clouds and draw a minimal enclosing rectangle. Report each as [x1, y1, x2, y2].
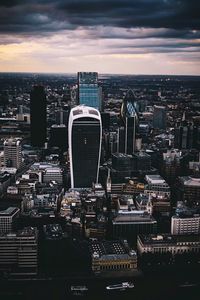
[0, 0, 200, 74]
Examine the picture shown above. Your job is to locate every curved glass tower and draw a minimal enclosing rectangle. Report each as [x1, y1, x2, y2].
[120, 89, 138, 122]
[119, 89, 138, 154]
[68, 105, 102, 188]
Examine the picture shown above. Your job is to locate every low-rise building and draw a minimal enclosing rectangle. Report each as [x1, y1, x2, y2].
[171, 203, 200, 235]
[112, 210, 157, 240]
[145, 174, 170, 197]
[137, 234, 200, 255]
[90, 239, 137, 273]
[171, 214, 200, 235]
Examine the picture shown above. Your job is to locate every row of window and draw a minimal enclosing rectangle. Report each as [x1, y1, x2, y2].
[96, 263, 133, 270]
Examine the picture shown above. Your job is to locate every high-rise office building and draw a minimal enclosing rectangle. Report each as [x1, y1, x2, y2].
[30, 85, 47, 147]
[118, 89, 138, 154]
[101, 112, 110, 130]
[0, 227, 38, 275]
[153, 105, 166, 130]
[4, 138, 22, 169]
[55, 106, 70, 126]
[174, 123, 200, 150]
[78, 72, 101, 110]
[49, 124, 68, 150]
[68, 105, 102, 188]
[0, 207, 20, 234]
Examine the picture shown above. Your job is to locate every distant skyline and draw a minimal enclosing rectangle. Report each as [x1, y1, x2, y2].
[0, 0, 200, 75]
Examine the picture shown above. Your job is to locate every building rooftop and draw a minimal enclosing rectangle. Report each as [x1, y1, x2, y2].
[0, 226, 37, 238]
[145, 174, 166, 184]
[51, 124, 66, 128]
[43, 224, 63, 240]
[0, 207, 19, 217]
[113, 210, 156, 224]
[89, 239, 136, 260]
[112, 153, 132, 158]
[71, 105, 100, 118]
[135, 194, 150, 206]
[139, 234, 200, 245]
[180, 176, 200, 187]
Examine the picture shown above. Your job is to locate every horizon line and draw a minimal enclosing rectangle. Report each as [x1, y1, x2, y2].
[0, 71, 200, 77]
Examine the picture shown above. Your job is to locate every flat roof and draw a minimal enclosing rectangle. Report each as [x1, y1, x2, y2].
[113, 212, 156, 224]
[180, 176, 200, 187]
[0, 207, 19, 217]
[0, 227, 37, 238]
[145, 174, 166, 184]
[138, 234, 200, 245]
[89, 240, 132, 257]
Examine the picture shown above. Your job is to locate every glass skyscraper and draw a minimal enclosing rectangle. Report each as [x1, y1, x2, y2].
[78, 72, 101, 110]
[153, 105, 166, 130]
[68, 105, 102, 188]
[119, 89, 138, 154]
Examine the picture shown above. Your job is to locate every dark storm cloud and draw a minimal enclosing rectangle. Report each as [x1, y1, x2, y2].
[0, 0, 199, 34]
[0, 0, 200, 59]
[57, 0, 200, 30]
[95, 28, 200, 41]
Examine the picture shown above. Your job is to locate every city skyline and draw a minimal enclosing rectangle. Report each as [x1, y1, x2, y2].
[0, 0, 200, 75]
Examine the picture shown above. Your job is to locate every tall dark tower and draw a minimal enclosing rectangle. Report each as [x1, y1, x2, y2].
[68, 105, 102, 188]
[153, 105, 166, 130]
[30, 86, 47, 147]
[118, 89, 138, 154]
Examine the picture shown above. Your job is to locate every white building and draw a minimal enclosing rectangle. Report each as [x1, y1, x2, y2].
[137, 234, 200, 255]
[29, 162, 63, 184]
[68, 105, 102, 188]
[145, 174, 170, 197]
[171, 214, 200, 235]
[4, 138, 22, 169]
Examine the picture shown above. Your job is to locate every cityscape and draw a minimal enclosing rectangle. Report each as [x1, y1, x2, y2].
[0, 72, 200, 299]
[0, 1, 200, 300]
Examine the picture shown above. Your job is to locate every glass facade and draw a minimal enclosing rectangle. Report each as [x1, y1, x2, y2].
[120, 89, 138, 122]
[153, 105, 166, 130]
[119, 89, 138, 154]
[71, 117, 101, 188]
[69, 106, 102, 189]
[78, 72, 101, 110]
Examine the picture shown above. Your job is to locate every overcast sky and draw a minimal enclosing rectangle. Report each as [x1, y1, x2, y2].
[0, 0, 200, 75]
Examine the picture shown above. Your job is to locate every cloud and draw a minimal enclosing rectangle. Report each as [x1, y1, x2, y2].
[0, 0, 199, 35]
[0, 1, 199, 74]
[0, 1, 199, 54]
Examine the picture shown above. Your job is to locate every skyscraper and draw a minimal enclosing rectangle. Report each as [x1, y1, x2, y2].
[78, 72, 101, 110]
[68, 105, 102, 188]
[118, 89, 138, 154]
[30, 85, 47, 147]
[4, 138, 22, 169]
[153, 105, 166, 130]
[174, 123, 200, 150]
[49, 124, 68, 151]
